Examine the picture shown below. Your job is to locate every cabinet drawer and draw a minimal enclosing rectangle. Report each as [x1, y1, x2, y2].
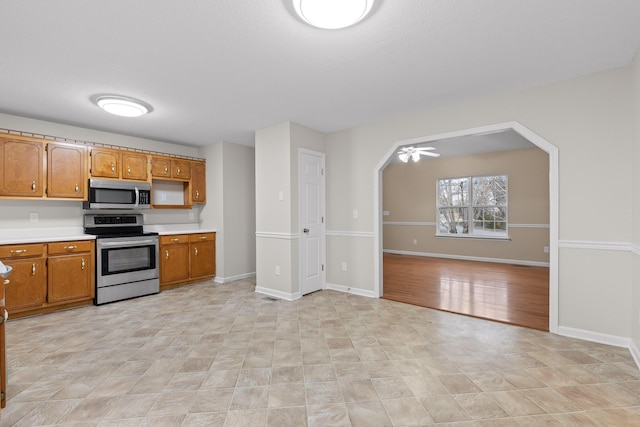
[48, 240, 94, 255]
[0, 243, 45, 259]
[160, 234, 189, 245]
[189, 233, 215, 243]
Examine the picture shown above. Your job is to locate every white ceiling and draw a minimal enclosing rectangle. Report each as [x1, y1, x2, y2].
[392, 129, 536, 163]
[1, 0, 639, 148]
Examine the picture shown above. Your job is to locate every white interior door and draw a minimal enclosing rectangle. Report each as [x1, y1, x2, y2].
[300, 150, 324, 295]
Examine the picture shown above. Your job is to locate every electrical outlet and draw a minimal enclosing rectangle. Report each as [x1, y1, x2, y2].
[188, 211, 195, 220]
[352, 209, 359, 219]
[413, 239, 417, 245]
[383, 210, 390, 216]
[29, 212, 38, 223]
[341, 262, 347, 272]
[279, 191, 284, 201]
[275, 265, 281, 276]
[544, 246, 550, 253]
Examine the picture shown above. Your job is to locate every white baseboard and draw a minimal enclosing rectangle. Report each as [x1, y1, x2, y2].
[325, 282, 378, 298]
[255, 286, 301, 301]
[630, 340, 640, 369]
[214, 272, 256, 284]
[558, 326, 640, 369]
[383, 249, 549, 267]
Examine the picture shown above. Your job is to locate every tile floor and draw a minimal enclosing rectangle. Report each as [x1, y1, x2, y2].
[2, 278, 640, 426]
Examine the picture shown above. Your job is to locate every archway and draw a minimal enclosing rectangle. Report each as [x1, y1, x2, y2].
[373, 121, 559, 333]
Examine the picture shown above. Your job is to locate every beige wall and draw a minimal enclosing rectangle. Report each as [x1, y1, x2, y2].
[383, 147, 549, 264]
[254, 122, 326, 299]
[199, 141, 257, 283]
[326, 65, 633, 339]
[631, 51, 640, 354]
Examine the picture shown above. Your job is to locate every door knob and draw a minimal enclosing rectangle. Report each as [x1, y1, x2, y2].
[303, 228, 309, 234]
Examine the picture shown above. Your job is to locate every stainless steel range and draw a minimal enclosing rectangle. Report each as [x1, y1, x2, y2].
[84, 214, 159, 305]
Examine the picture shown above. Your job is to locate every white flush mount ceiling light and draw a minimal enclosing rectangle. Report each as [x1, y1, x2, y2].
[95, 95, 151, 117]
[293, 0, 375, 29]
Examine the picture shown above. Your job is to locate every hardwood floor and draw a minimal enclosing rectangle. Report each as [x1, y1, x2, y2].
[382, 253, 550, 331]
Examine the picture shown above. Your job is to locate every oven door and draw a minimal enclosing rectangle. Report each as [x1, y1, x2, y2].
[96, 236, 158, 288]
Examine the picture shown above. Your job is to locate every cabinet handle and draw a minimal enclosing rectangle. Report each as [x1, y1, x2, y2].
[127, 166, 131, 175]
[75, 183, 79, 193]
[81, 258, 85, 270]
[64, 245, 77, 251]
[171, 238, 180, 242]
[32, 263, 36, 276]
[195, 190, 199, 199]
[165, 250, 169, 259]
[199, 236, 207, 240]
[10, 249, 27, 255]
[111, 164, 115, 173]
[164, 166, 168, 173]
[2, 279, 9, 286]
[176, 167, 181, 175]
[31, 181, 36, 192]
[194, 247, 199, 256]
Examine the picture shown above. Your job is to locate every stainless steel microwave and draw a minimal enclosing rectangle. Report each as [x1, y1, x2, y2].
[84, 179, 151, 210]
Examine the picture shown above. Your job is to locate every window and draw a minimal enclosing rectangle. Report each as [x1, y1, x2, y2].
[437, 175, 508, 237]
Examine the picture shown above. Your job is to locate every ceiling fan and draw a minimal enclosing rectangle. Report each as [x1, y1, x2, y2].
[397, 146, 440, 163]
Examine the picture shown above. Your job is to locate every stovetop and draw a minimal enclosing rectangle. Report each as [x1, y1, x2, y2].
[83, 213, 154, 238]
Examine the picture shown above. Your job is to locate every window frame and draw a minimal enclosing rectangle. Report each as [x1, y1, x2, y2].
[436, 174, 509, 239]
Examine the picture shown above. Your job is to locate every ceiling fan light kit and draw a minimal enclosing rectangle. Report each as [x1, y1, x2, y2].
[292, 0, 375, 29]
[397, 146, 440, 163]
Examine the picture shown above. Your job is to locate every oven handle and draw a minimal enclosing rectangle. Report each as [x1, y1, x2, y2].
[134, 187, 140, 208]
[98, 239, 157, 247]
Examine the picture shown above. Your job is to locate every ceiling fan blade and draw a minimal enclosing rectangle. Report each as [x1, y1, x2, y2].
[416, 146, 436, 151]
[422, 152, 441, 157]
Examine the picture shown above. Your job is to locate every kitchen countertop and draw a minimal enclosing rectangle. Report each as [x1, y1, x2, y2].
[0, 227, 94, 245]
[145, 224, 217, 235]
[0, 225, 217, 245]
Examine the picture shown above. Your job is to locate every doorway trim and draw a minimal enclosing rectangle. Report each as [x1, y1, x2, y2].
[373, 121, 559, 333]
[299, 148, 326, 295]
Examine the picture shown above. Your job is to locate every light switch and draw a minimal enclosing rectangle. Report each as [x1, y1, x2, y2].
[352, 209, 359, 219]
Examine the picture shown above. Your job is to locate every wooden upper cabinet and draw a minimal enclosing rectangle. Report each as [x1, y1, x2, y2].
[0, 137, 44, 197]
[122, 153, 148, 181]
[47, 142, 87, 199]
[151, 157, 192, 181]
[171, 160, 191, 180]
[151, 156, 171, 178]
[90, 148, 120, 178]
[191, 161, 206, 204]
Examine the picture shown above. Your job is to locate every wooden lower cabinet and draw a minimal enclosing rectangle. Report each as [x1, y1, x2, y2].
[47, 241, 94, 303]
[0, 240, 95, 319]
[190, 233, 216, 279]
[160, 235, 190, 286]
[0, 243, 47, 313]
[160, 232, 216, 289]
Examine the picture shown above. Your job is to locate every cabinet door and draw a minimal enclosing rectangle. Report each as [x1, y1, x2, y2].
[91, 149, 120, 178]
[151, 157, 171, 177]
[3, 258, 47, 312]
[0, 137, 44, 197]
[48, 254, 94, 303]
[172, 160, 191, 180]
[190, 240, 216, 279]
[122, 153, 148, 181]
[191, 161, 206, 204]
[47, 143, 87, 199]
[160, 244, 190, 284]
